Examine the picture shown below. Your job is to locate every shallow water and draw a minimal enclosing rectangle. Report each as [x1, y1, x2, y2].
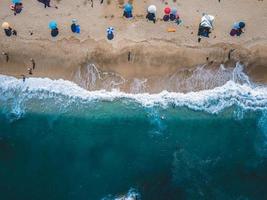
[0, 74, 267, 200]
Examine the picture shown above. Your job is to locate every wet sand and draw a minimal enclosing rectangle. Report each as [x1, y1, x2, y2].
[0, 0, 267, 92]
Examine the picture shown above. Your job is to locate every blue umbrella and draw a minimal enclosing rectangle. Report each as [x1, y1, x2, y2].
[171, 8, 177, 15]
[124, 3, 133, 12]
[12, 0, 21, 4]
[49, 21, 57, 30]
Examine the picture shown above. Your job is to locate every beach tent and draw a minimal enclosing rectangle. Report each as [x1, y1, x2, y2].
[148, 5, 156, 14]
[200, 14, 215, 29]
[107, 27, 114, 40]
[124, 3, 133, 12]
[49, 21, 57, 30]
[2, 22, 10, 29]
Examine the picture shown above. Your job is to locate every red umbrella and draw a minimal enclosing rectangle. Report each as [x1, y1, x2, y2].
[164, 7, 171, 15]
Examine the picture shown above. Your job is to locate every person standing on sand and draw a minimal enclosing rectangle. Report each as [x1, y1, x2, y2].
[30, 58, 36, 70]
[21, 75, 26, 82]
[2, 52, 9, 62]
[37, 0, 50, 8]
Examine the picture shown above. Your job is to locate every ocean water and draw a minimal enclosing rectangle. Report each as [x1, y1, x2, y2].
[1, 68, 267, 200]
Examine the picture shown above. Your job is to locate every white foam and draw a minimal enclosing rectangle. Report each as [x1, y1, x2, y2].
[0, 73, 267, 114]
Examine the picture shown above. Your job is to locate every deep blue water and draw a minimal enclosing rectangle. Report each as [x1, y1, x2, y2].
[0, 76, 267, 200]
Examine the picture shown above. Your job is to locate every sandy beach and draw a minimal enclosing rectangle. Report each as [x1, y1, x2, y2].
[0, 0, 267, 92]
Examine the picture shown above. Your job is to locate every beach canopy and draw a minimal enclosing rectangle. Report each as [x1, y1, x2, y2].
[12, 0, 21, 4]
[107, 27, 114, 34]
[1, 22, 10, 29]
[164, 7, 171, 15]
[49, 21, 57, 30]
[200, 14, 215, 28]
[124, 3, 133, 12]
[148, 5, 156, 14]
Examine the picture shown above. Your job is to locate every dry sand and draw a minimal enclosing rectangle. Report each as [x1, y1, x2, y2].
[0, 0, 267, 92]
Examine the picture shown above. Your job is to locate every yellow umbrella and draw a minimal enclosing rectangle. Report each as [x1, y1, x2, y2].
[2, 22, 10, 29]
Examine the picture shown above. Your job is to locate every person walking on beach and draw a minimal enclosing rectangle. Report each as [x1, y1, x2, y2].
[21, 75, 26, 82]
[28, 67, 33, 75]
[2, 52, 9, 62]
[30, 58, 36, 70]
[1, 22, 17, 37]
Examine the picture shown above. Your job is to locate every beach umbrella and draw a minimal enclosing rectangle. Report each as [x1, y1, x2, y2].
[12, 0, 21, 4]
[124, 3, 133, 12]
[49, 21, 57, 30]
[1, 22, 10, 29]
[148, 5, 156, 14]
[164, 7, 171, 15]
[171, 8, 177, 15]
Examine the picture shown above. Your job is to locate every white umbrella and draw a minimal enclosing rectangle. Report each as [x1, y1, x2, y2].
[148, 5, 156, 14]
[200, 14, 215, 29]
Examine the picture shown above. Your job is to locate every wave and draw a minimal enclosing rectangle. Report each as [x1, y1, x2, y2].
[101, 188, 140, 200]
[0, 71, 267, 116]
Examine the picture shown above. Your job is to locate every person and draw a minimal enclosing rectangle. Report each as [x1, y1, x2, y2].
[30, 58, 36, 70]
[163, 7, 171, 22]
[71, 19, 80, 34]
[2, 52, 9, 62]
[197, 14, 215, 42]
[37, 0, 50, 8]
[107, 27, 114, 40]
[21, 75, 26, 82]
[51, 28, 59, 37]
[123, 3, 133, 18]
[49, 21, 59, 37]
[230, 21, 245, 36]
[146, 5, 156, 23]
[170, 8, 178, 21]
[146, 12, 156, 23]
[28, 67, 33, 75]
[13, 2, 23, 15]
[2, 22, 17, 37]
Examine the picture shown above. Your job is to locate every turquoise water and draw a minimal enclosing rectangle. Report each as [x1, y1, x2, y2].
[0, 75, 267, 200]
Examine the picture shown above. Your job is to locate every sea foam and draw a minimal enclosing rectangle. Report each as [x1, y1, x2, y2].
[0, 72, 267, 114]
